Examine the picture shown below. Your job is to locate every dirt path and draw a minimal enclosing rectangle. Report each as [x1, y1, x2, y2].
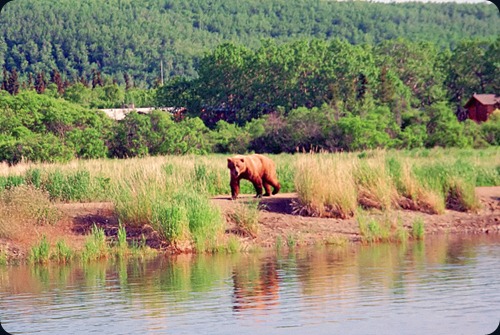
[2, 187, 499, 262]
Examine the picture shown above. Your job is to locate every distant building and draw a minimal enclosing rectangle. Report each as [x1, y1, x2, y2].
[463, 94, 500, 122]
[99, 106, 177, 121]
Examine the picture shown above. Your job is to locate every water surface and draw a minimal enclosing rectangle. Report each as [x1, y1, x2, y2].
[1, 234, 499, 334]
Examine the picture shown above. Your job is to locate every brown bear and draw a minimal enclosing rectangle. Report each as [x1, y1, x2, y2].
[227, 154, 281, 200]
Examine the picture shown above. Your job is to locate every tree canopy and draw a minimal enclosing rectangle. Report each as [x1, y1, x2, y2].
[0, 0, 498, 86]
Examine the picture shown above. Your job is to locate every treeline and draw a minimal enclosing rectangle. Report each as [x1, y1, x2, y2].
[0, 88, 498, 165]
[1, 67, 156, 108]
[0, 37, 499, 164]
[158, 38, 499, 123]
[1, 0, 498, 86]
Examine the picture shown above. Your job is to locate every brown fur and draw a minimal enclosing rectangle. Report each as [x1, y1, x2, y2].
[227, 154, 281, 200]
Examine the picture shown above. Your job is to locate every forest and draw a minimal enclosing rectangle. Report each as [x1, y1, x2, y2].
[0, 0, 498, 86]
[0, 1, 499, 164]
[0, 36, 499, 164]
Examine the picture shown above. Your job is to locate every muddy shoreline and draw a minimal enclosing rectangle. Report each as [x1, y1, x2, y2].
[1, 187, 499, 263]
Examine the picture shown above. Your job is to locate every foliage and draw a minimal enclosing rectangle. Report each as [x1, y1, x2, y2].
[1, 0, 498, 86]
[0, 91, 112, 163]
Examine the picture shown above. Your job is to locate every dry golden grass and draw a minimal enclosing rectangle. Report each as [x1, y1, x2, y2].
[0, 186, 61, 239]
[294, 154, 358, 219]
[354, 155, 399, 211]
[396, 160, 445, 214]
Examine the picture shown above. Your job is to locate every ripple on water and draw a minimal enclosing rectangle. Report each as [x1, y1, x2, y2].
[1, 235, 499, 335]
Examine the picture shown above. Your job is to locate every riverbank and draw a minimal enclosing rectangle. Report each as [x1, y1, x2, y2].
[1, 186, 498, 263]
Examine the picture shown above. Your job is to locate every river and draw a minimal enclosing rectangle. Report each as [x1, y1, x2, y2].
[1, 234, 499, 334]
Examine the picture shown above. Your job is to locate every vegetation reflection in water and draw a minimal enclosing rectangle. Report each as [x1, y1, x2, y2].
[0, 235, 499, 334]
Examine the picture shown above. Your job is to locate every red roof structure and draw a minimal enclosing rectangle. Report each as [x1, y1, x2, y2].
[463, 94, 500, 122]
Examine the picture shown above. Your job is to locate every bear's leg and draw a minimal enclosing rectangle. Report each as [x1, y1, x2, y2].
[263, 181, 272, 197]
[230, 178, 240, 200]
[252, 179, 263, 198]
[268, 178, 280, 195]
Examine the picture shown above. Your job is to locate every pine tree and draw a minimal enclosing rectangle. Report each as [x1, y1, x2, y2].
[7, 68, 20, 95]
[80, 75, 89, 87]
[124, 72, 132, 90]
[92, 69, 104, 88]
[51, 68, 64, 95]
[27, 72, 34, 90]
[35, 71, 46, 94]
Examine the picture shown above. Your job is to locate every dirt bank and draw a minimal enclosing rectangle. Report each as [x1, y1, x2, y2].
[215, 186, 500, 248]
[1, 187, 499, 262]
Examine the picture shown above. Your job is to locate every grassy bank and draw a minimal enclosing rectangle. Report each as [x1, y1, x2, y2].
[293, 148, 499, 218]
[1, 147, 499, 260]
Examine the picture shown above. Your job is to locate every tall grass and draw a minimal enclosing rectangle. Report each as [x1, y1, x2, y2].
[354, 154, 398, 210]
[294, 154, 358, 218]
[151, 199, 190, 247]
[0, 149, 498, 253]
[53, 239, 73, 263]
[295, 149, 494, 218]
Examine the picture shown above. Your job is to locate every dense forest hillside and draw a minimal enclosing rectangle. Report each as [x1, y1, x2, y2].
[0, 0, 498, 86]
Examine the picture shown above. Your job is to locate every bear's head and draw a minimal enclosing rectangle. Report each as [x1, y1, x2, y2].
[227, 156, 246, 178]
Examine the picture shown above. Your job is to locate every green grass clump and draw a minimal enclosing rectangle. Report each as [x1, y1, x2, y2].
[151, 200, 190, 247]
[414, 162, 481, 212]
[412, 217, 425, 240]
[0, 175, 26, 190]
[358, 212, 406, 243]
[53, 240, 73, 263]
[82, 225, 109, 261]
[117, 223, 128, 249]
[181, 192, 224, 252]
[29, 235, 51, 264]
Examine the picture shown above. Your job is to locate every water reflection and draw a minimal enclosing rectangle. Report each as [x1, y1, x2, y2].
[1, 234, 499, 334]
[232, 257, 280, 312]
